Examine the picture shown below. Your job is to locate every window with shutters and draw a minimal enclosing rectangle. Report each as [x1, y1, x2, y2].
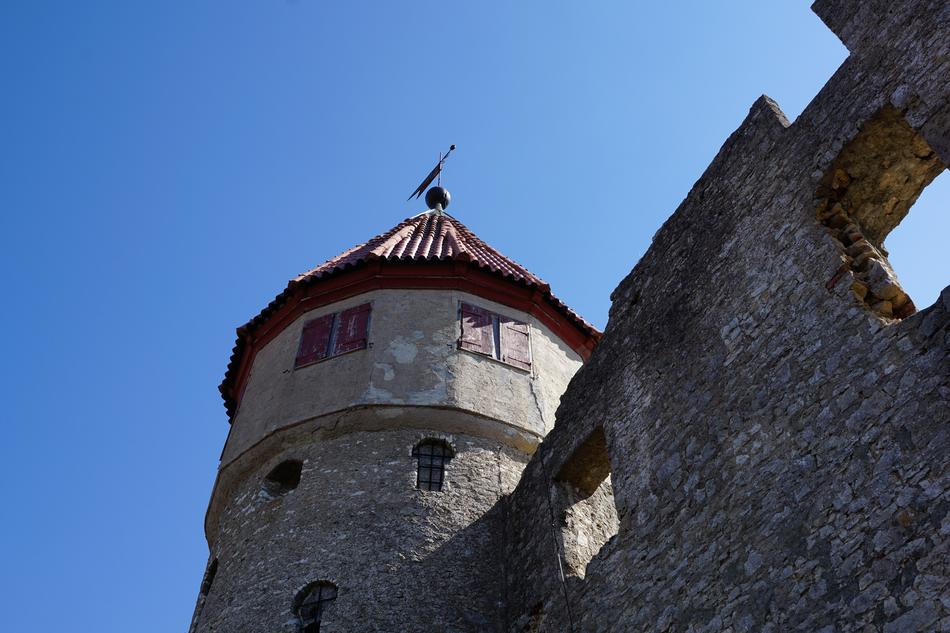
[294, 303, 372, 368]
[293, 581, 338, 633]
[412, 439, 454, 492]
[458, 302, 532, 371]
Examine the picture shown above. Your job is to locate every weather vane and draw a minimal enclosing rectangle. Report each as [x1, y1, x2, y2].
[408, 145, 456, 208]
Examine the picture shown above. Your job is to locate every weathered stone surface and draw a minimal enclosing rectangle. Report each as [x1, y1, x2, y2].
[192, 288, 587, 633]
[503, 1, 949, 630]
[198, 429, 528, 632]
[190, 2, 949, 631]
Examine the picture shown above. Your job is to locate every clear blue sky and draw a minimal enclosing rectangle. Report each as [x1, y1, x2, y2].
[0, 2, 945, 631]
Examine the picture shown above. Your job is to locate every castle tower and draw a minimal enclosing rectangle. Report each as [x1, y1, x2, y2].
[191, 191, 600, 632]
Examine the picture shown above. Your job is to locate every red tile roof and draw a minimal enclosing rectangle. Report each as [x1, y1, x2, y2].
[295, 211, 547, 286]
[220, 210, 600, 418]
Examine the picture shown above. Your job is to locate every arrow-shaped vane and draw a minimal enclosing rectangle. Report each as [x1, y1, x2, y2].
[408, 144, 456, 200]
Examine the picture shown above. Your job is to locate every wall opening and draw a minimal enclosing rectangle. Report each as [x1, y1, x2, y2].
[199, 558, 218, 596]
[262, 459, 303, 498]
[884, 168, 950, 308]
[294, 581, 338, 633]
[188, 557, 218, 633]
[816, 105, 947, 319]
[552, 427, 620, 579]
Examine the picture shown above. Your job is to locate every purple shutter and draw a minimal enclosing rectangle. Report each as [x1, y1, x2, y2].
[295, 313, 334, 367]
[459, 303, 494, 356]
[333, 303, 371, 355]
[501, 317, 531, 370]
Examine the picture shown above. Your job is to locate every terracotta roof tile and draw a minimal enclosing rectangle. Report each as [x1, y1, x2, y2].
[293, 211, 543, 286]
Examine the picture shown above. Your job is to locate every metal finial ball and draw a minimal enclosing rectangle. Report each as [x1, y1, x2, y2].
[425, 186, 451, 210]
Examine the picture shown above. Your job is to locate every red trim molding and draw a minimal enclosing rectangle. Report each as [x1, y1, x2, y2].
[224, 261, 600, 420]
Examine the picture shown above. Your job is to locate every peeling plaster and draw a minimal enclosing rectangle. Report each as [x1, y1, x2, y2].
[375, 363, 395, 381]
[388, 336, 419, 364]
[223, 289, 583, 467]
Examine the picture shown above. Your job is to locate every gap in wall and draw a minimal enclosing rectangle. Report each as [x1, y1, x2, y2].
[884, 168, 950, 309]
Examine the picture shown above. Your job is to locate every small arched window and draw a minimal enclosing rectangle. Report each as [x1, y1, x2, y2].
[189, 557, 219, 632]
[262, 459, 303, 498]
[294, 581, 338, 633]
[199, 558, 218, 596]
[412, 439, 454, 492]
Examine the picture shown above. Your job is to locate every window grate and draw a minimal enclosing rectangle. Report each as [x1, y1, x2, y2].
[295, 582, 338, 633]
[413, 440, 453, 492]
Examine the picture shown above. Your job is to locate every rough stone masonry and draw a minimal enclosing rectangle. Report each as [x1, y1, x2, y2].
[503, 1, 949, 631]
[192, 1, 949, 631]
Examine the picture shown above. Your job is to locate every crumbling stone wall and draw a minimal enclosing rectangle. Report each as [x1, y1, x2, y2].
[815, 105, 944, 319]
[505, 1, 949, 631]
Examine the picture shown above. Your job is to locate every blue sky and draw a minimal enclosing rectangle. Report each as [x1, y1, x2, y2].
[0, 2, 945, 631]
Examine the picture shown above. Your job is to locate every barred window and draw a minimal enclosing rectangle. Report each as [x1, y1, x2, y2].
[412, 439, 454, 492]
[294, 581, 338, 633]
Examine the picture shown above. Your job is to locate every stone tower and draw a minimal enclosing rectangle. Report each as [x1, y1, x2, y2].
[190, 197, 600, 632]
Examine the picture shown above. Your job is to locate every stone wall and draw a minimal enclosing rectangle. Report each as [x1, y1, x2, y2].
[196, 427, 526, 633]
[504, 1, 949, 631]
[191, 3, 948, 631]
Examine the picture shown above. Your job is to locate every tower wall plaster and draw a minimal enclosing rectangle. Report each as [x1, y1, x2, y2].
[223, 288, 583, 466]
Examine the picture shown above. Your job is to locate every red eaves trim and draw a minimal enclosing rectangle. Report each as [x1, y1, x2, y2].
[221, 260, 600, 420]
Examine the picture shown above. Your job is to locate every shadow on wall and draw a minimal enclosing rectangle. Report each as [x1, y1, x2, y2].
[404, 503, 511, 633]
[503, 426, 623, 633]
[413, 429, 623, 633]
